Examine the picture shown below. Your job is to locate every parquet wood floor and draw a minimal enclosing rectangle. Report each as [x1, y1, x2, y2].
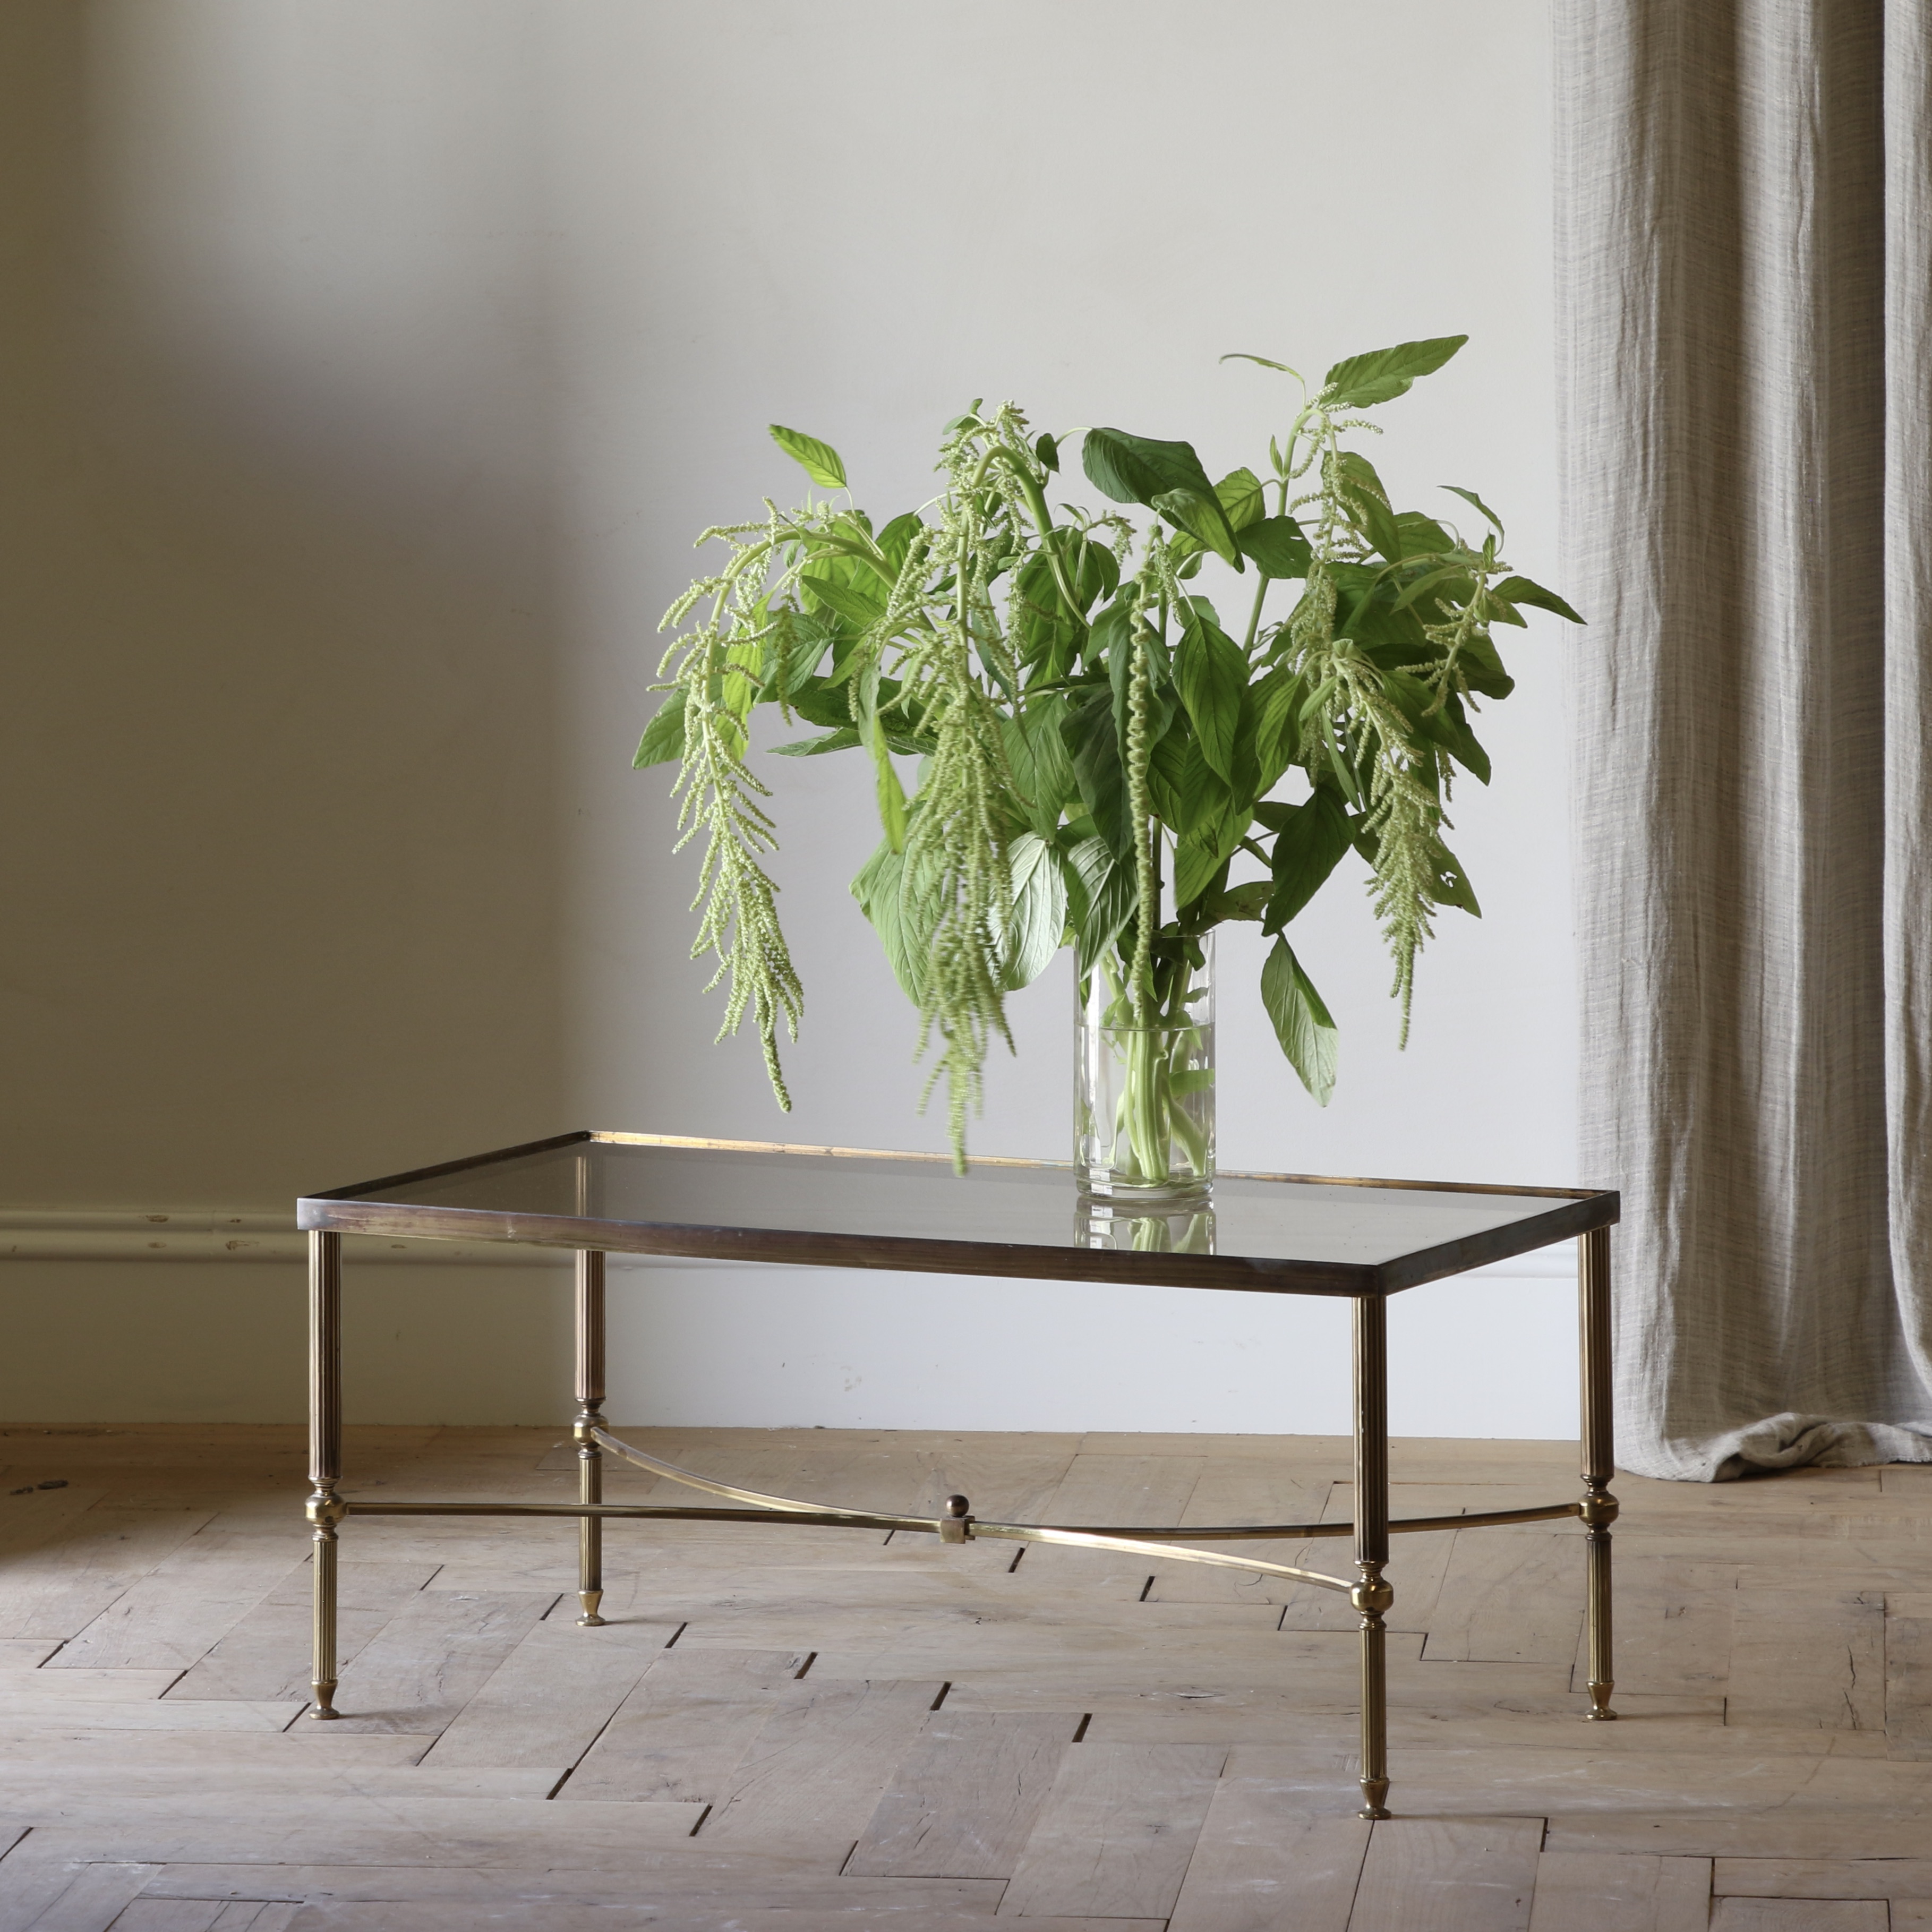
[0, 1424, 1925, 1929]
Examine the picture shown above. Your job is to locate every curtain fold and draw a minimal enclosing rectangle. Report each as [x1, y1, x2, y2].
[1556, 1, 1932, 1480]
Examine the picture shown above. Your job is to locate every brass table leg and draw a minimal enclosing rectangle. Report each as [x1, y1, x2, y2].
[575, 1249, 608, 1627]
[1579, 1224, 1618, 1719]
[1352, 1292, 1394, 1819]
[306, 1230, 344, 1719]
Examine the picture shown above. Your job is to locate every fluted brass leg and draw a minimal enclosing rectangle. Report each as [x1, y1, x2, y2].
[1579, 1223, 1618, 1720]
[1353, 1293, 1394, 1819]
[307, 1230, 344, 1719]
[575, 1249, 608, 1627]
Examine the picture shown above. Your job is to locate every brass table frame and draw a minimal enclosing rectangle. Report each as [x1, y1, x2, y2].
[298, 1133, 1619, 1822]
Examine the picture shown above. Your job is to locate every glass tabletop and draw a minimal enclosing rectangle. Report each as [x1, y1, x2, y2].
[300, 1133, 1616, 1298]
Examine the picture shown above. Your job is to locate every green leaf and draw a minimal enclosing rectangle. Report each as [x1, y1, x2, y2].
[1220, 351, 1302, 377]
[1082, 428, 1244, 568]
[1394, 511, 1456, 558]
[1492, 575, 1585, 623]
[1431, 839, 1481, 917]
[1034, 432, 1060, 473]
[1236, 516, 1313, 579]
[998, 833, 1067, 990]
[631, 688, 688, 769]
[1319, 335, 1467, 409]
[871, 715, 908, 851]
[1170, 736, 1232, 839]
[1065, 686, 1132, 861]
[1389, 564, 1471, 615]
[1174, 827, 1235, 910]
[1191, 877, 1271, 925]
[1002, 703, 1076, 838]
[772, 725, 860, 757]
[1068, 837, 1136, 976]
[770, 423, 847, 489]
[1104, 608, 1174, 759]
[1335, 452, 1404, 563]
[800, 568, 886, 631]
[1262, 788, 1354, 933]
[851, 839, 925, 1003]
[1457, 634, 1516, 700]
[1215, 467, 1268, 532]
[1440, 484, 1504, 536]
[1261, 936, 1338, 1105]
[875, 511, 924, 577]
[1251, 664, 1305, 790]
[1175, 614, 1247, 783]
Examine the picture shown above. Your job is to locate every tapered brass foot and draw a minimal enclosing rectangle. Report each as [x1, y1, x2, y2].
[577, 1589, 606, 1628]
[311, 1684, 341, 1720]
[1358, 1778, 1391, 1820]
[1586, 1680, 1618, 1720]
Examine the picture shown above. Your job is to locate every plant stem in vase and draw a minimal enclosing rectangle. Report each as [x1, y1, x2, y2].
[1077, 930, 1215, 1202]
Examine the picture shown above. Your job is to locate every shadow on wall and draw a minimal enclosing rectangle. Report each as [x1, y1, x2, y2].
[0, 3, 574, 1422]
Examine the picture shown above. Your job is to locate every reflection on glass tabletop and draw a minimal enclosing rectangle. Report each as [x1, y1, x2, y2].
[299, 1132, 1617, 1298]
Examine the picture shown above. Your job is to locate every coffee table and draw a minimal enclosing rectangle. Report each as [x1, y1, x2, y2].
[296, 1131, 1620, 1820]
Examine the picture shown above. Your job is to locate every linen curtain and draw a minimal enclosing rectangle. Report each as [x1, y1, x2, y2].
[1555, 3, 1932, 1480]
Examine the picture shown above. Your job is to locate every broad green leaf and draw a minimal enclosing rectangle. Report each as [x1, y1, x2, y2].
[1440, 484, 1504, 535]
[1319, 335, 1467, 409]
[875, 511, 924, 577]
[1105, 609, 1175, 760]
[1065, 686, 1132, 860]
[1390, 564, 1470, 614]
[1071, 840, 1137, 976]
[1035, 432, 1060, 472]
[1250, 671, 1303, 799]
[1335, 451, 1403, 563]
[800, 568, 887, 631]
[1432, 839, 1481, 917]
[1492, 575, 1585, 623]
[871, 715, 908, 851]
[770, 423, 847, 489]
[631, 688, 688, 768]
[1191, 878, 1271, 925]
[772, 725, 860, 757]
[1381, 669, 1491, 784]
[1174, 830, 1233, 910]
[1175, 614, 1247, 783]
[1215, 467, 1268, 532]
[1457, 633, 1516, 700]
[1262, 788, 1354, 933]
[1236, 516, 1313, 579]
[1169, 736, 1232, 839]
[851, 839, 924, 1002]
[1082, 428, 1243, 568]
[1394, 511, 1456, 558]
[1261, 936, 1338, 1105]
[998, 833, 1068, 990]
[1002, 703, 1076, 837]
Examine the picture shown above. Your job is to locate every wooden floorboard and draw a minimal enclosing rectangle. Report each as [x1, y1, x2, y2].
[0, 1425, 1926, 1922]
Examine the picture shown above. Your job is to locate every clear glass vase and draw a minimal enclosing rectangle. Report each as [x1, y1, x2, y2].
[1075, 931, 1215, 1204]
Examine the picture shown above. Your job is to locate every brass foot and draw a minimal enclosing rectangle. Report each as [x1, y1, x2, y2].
[577, 1589, 606, 1628]
[311, 1687, 341, 1721]
[1586, 1681, 1618, 1721]
[1358, 1777, 1391, 1820]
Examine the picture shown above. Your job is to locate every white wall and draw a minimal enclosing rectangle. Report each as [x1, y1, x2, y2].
[0, 1, 1580, 1435]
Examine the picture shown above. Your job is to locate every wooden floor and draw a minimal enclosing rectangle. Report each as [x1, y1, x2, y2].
[0, 1428, 1925, 1931]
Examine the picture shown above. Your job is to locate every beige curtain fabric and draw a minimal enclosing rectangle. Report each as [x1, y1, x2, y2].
[1556, 3, 1932, 1480]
